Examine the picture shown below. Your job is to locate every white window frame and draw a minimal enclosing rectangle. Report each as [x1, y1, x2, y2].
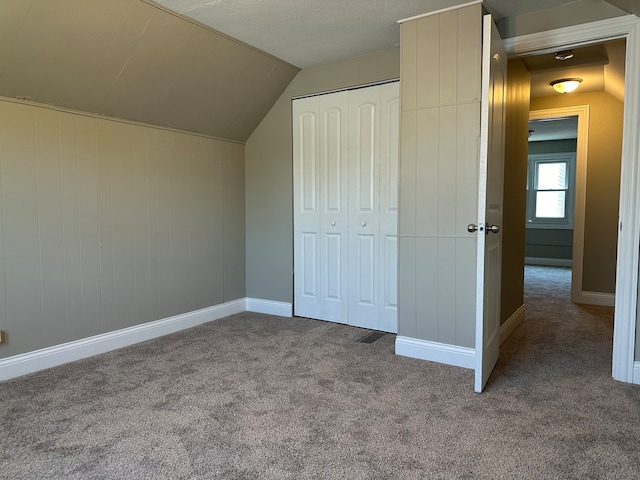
[526, 152, 576, 229]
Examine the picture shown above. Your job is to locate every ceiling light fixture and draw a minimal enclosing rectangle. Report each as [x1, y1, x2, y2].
[550, 78, 583, 94]
[554, 50, 574, 61]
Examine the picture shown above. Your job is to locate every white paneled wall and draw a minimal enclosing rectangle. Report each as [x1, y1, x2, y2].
[398, 4, 482, 348]
[0, 100, 245, 358]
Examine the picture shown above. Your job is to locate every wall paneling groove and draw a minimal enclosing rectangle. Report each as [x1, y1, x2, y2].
[0, 99, 245, 358]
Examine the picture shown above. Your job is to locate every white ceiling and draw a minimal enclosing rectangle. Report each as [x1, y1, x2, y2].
[152, 0, 589, 68]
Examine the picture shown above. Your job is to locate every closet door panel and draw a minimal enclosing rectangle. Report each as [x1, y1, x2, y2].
[293, 97, 321, 318]
[319, 92, 349, 322]
[379, 82, 400, 332]
[348, 86, 381, 330]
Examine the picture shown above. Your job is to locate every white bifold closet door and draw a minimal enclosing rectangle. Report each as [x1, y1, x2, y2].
[293, 82, 399, 333]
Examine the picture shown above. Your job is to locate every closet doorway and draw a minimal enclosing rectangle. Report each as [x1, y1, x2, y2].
[292, 81, 399, 333]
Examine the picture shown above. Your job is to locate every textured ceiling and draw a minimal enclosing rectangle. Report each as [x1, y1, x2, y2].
[153, 0, 447, 68]
[153, 0, 593, 68]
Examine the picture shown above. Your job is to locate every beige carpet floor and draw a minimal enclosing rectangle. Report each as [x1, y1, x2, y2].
[1, 266, 639, 479]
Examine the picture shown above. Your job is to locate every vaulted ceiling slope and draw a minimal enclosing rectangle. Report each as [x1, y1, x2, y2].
[1, 1, 635, 142]
[0, 0, 299, 142]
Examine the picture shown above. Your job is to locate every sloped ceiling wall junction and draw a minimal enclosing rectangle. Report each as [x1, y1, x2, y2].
[0, 0, 299, 142]
[1, 0, 635, 141]
[604, 0, 640, 17]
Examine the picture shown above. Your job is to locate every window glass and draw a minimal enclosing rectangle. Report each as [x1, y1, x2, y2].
[536, 191, 566, 218]
[526, 153, 575, 228]
[536, 162, 567, 190]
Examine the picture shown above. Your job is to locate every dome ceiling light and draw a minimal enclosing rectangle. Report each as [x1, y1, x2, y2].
[550, 78, 583, 94]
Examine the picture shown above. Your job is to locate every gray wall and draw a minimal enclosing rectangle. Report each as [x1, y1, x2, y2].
[525, 139, 576, 263]
[0, 99, 245, 359]
[528, 139, 577, 155]
[525, 229, 573, 260]
[501, 59, 530, 325]
[244, 49, 400, 303]
[496, 0, 625, 39]
[530, 92, 623, 294]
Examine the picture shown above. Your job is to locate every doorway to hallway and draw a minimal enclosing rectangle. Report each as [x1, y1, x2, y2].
[504, 15, 640, 383]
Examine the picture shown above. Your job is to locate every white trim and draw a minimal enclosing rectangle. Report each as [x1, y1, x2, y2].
[506, 16, 640, 383]
[529, 106, 589, 305]
[613, 21, 640, 383]
[500, 305, 526, 344]
[525, 224, 574, 230]
[524, 257, 572, 267]
[503, 15, 638, 56]
[246, 298, 292, 317]
[526, 152, 577, 229]
[633, 362, 640, 385]
[574, 291, 616, 307]
[395, 336, 475, 369]
[0, 299, 245, 382]
[397, 0, 481, 24]
[291, 78, 399, 101]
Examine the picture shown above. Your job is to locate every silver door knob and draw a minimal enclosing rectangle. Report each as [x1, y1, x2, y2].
[361, 221, 366, 227]
[467, 224, 478, 233]
[486, 224, 500, 233]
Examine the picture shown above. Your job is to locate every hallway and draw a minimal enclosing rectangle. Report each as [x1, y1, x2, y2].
[492, 265, 615, 385]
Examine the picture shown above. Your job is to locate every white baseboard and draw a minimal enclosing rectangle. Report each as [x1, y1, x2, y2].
[395, 336, 475, 369]
[0, 299, 245, 382]
[574, 291, 615, 307]
[245, 298, 292, 317]
[525, 257, 572, 267]
[633, 362, 640, 385]
[500, 304, 525, 344]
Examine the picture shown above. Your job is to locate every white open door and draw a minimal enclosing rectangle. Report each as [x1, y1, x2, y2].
[474, 14, 507, 393]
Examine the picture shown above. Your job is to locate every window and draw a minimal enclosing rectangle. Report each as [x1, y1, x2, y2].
[526, 153, 576, 228]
